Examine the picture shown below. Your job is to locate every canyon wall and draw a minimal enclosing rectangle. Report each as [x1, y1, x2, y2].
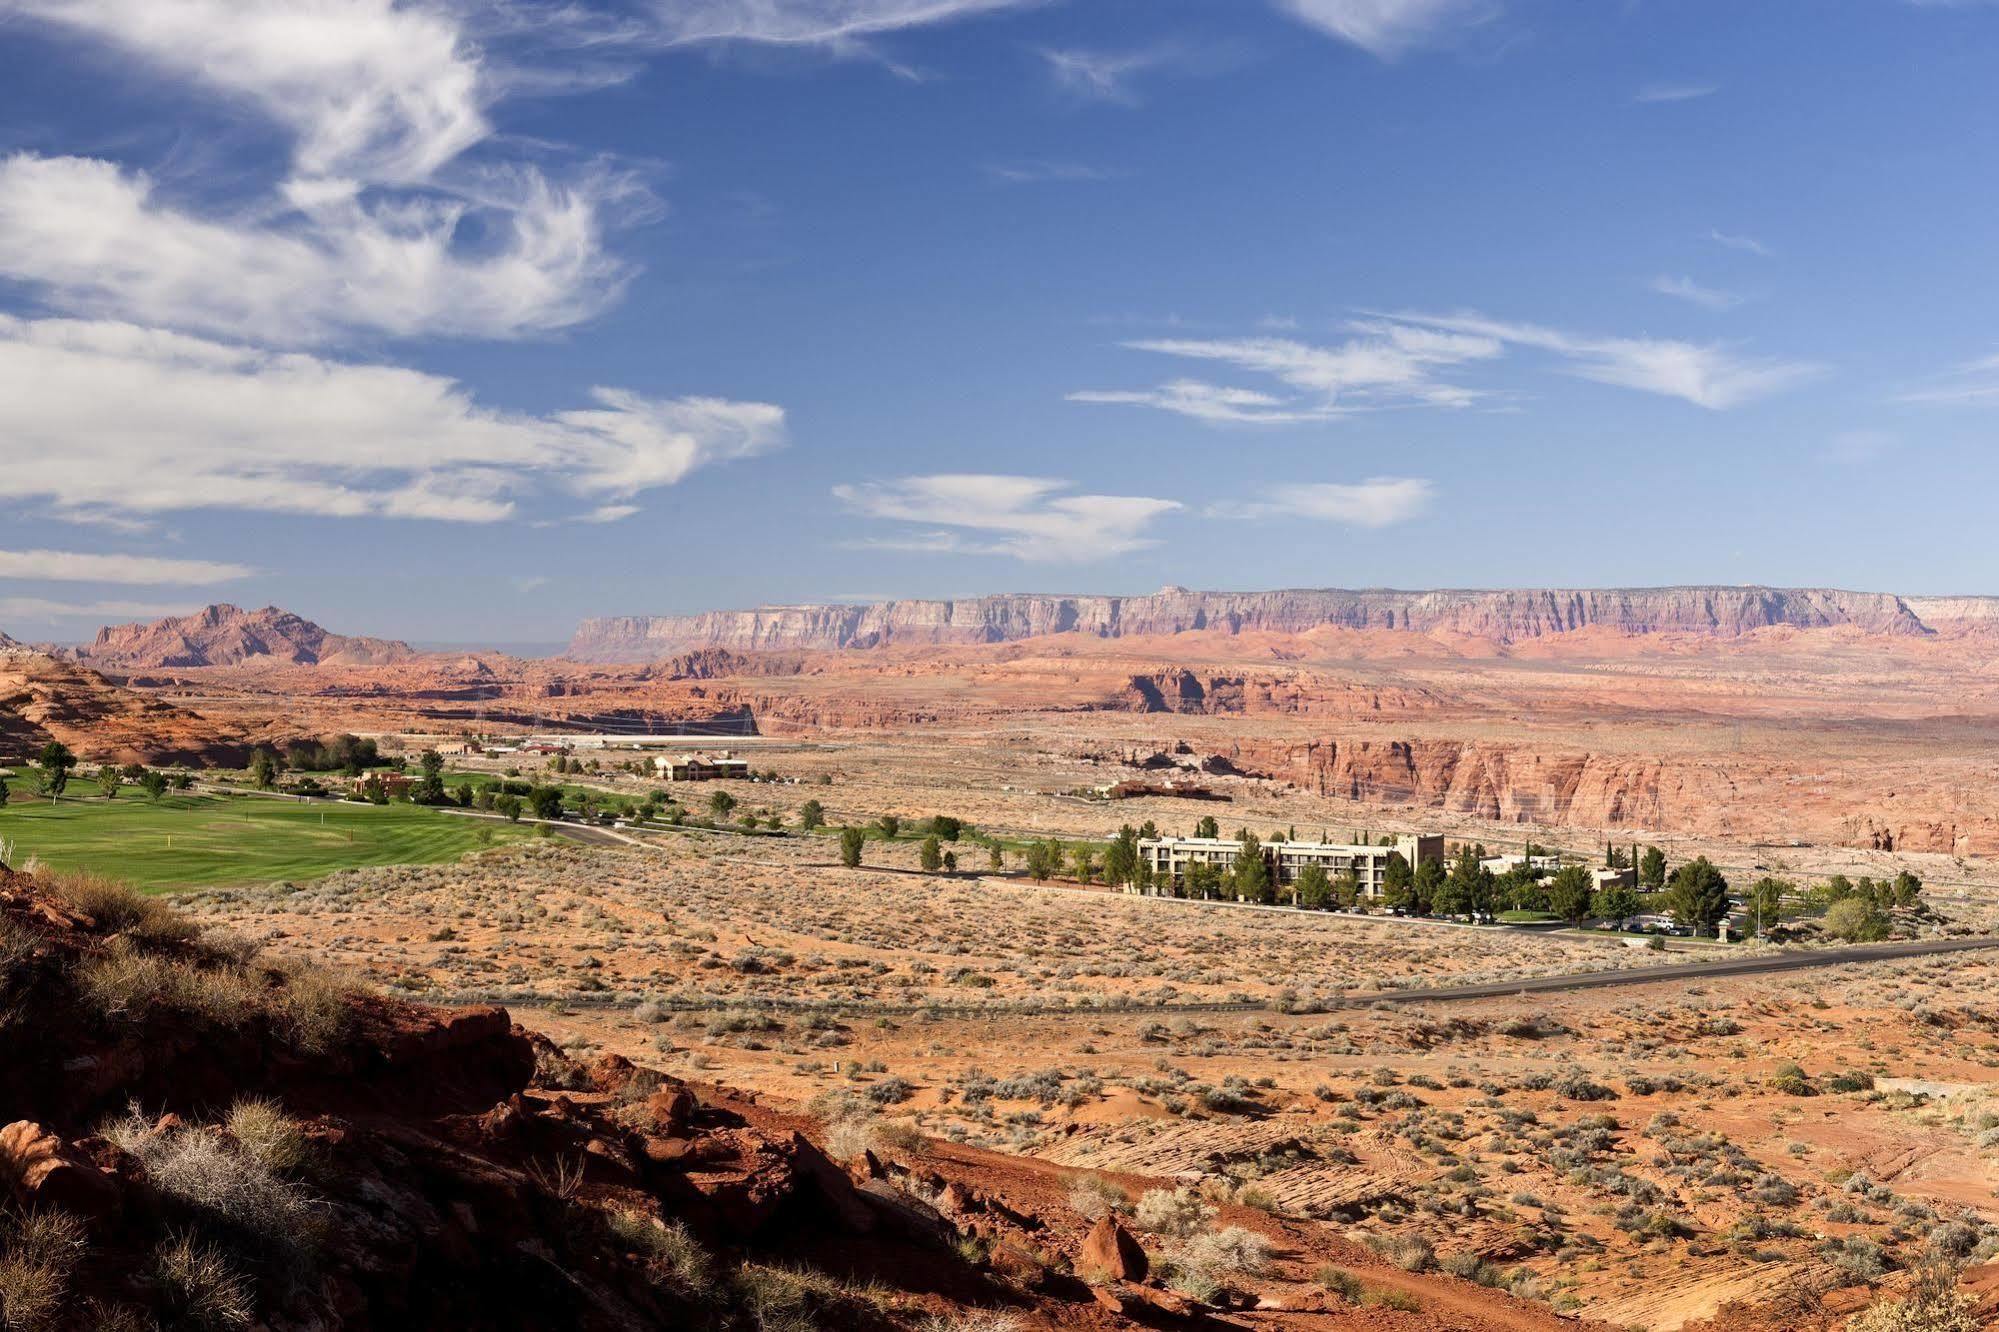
[568, 585, 1936, 659]
[78, 604, 416, 669]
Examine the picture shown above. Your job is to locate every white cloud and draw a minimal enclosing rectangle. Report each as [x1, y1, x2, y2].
[1038, 45, 1169, 105]
[649, 0, 1037, 46]
[0, 549, 256, 584]
[0, 2, 637, 348]
[1074, 322, 1500, 423]
[1213, 477, 1434, 528]
[1383, 310, 1818, 409]
[1898, 352, 1999, 405]
[1649, 274, 1743, 311]
[1708, 227, 1771, 256]
[982, 160, 1114, 184]
[1272, 0, 1494, 59]
[1634, 82, 1717, 103]
[1069, 380, 1342, 425]
[834, 474, 1180, 562]
[0, 153, 629, 345]
[0, 315, 785, 522]
[0, 0, 486, 183]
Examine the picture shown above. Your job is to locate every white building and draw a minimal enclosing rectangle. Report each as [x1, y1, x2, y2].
[1135, 834, 1444, 900]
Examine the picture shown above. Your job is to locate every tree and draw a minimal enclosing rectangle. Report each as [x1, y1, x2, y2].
[529, 786, 565, 821]
[1408, 858, 1445, 916]
[453, 782, 475, 808]
[248, 748, 278, 790]
[1230, 834, 1272, 903]
[1193, 815, 1220, 840]
[1438, 845, 1493, 919]
[1381, 851, 1413, 901]
[1591, 882, 1640, 930]
[95, 766, 122, 799]
[927, 814, 962, 841]
[1746, 877, 1789, 936]
[1547, 865, 1594, 924]
[1295, 862, 1332, 910]
[708, 789, 738, 819]
[1663, 857, 1731, 936]
[1185, 860, 1222, 900]
[1639, 845, 1667, 890]
[799, 799, 826, 831]
[496, 793, 523, 823]
[920, 835, 943, 872]
[942, 850, 956, 872]
[840, 826, 866, 868]
[1825, 896, 1889, 943]
[1891, 870, 1923, 909]
[0, 770, 9, 806]
[1103, 825, 1140, 888]
[1332, 870, 1362, 912]
[413, 749, 447, 805]
[36, 741, 76, 800]
[987, 842, 1003, 871]
[1070, 846, 1097, 884]
[877, 814, 901, 839]
[362, 773, 389, 805]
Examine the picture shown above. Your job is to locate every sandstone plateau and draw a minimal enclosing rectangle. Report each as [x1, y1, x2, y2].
[563, 584, 1999, 660]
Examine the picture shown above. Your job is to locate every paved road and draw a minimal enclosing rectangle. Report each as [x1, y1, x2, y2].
[1339, 935, 1999, 1006]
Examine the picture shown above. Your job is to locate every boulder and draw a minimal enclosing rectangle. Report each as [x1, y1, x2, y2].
[1080, 1215, 1148, 1283]
[0, 1120, 119, 1217]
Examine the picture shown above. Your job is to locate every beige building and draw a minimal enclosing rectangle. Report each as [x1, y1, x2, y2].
[654, 753, 751, 782]
[1135, 834, 1444, 900]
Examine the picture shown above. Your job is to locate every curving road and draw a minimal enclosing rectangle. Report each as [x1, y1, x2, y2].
[1337, 935, 1999, 1007]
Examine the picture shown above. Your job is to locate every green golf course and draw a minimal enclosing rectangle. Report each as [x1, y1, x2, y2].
[0, 787, 531, 891]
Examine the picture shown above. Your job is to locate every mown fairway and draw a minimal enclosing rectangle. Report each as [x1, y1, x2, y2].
[0, 789, 530, 891]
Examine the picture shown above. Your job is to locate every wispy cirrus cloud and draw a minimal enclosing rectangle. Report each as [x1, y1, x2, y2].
[1897, 352, 1999, 406]
[1079, 311, 1815, 421]
[0, 549, 255, 584]
[1708, 227, 1772, 257]
[1072, 320, 1501, 424]
[1272, 0, 1496, 59]
[1211, 477, 1435, 528]
[835, 474, 1181, 562]
[1381, 311, 1818, 409]
[1649, 274, 1744, 311]
[648, 0, 1039, 46]
[981, 160, 1116, 185]
[1635, 82, 1717, 103]
[1037, 44, 1174, 105]
[0, 315, 785, 524]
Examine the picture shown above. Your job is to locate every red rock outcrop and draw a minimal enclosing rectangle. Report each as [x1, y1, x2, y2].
[78, 603, 416, 669]
[0, 651, 245, 764]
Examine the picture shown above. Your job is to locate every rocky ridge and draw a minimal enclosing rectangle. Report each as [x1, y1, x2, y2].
[77, 604, 416, 670]
[568, 585, 1957, 659]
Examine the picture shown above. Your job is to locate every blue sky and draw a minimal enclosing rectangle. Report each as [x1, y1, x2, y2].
[2, 0, 1998, 646]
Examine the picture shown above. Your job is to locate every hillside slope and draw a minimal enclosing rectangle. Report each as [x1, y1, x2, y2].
[0, 652, 243, 764]
[0, 865, 1629, 1330]
[569, 585, 1941, 659]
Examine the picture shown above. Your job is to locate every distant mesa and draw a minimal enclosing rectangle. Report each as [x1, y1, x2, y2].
[76, 603, 417, 670]
[565, 585, 1995, 660]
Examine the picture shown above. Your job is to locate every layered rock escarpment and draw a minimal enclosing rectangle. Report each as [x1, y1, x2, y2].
[568, 585, 1935, 659]
[0, 651, 245, 764]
